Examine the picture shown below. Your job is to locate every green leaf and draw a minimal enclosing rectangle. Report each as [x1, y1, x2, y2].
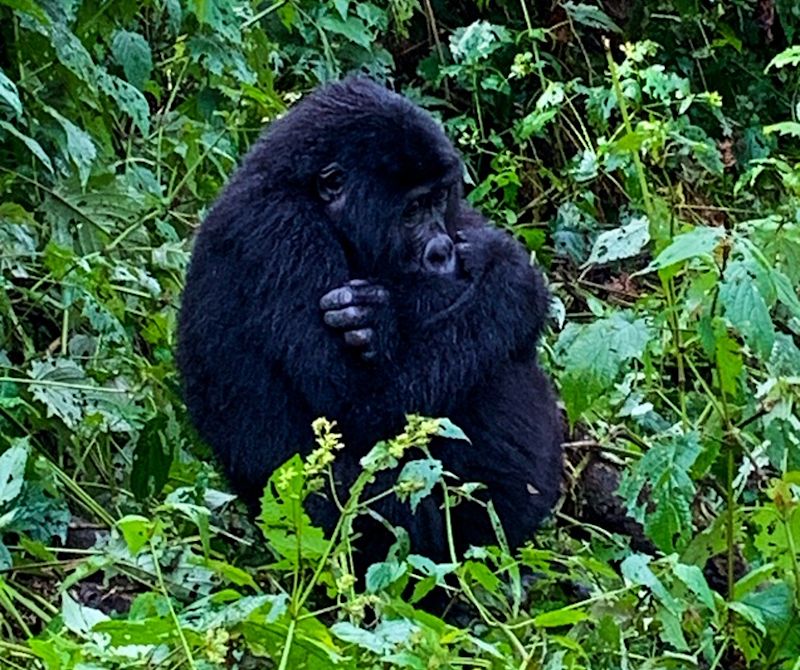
[117, 514, 152, 555]
[111, 30, 153, 90]
[436, 418, 470, 442]
[0, 120, 53, 172]
[767, 46, 800, 70]
[740, 582, 793, 631]
[533, 608, 590, 627]
[257, 455, 328, 566]
[396, 458, 443, 512]
[673, 562, 716, 610]
[643, 226, 725, 273]
[764, 121, 800, 138]
[43, 106, 96, 187]
[318, 15, 373, 50]
[618, 432, 701, 553]
[449, 21, 511, 65]
[28, 359, 86, 429]
[189, 0, 242, 43]
[562, 2, 622, 33]
[365, 560, 407, 593]
[556, 312, 650, 422]
[0, 440, 28, 506]
[585, 216, 650, 266]
[0, 0, 49, 22]
[719, 260, 776, 360]
[0, 68, 22, 116]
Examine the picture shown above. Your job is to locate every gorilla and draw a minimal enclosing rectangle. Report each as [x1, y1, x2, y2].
[177, 77, 562, 563]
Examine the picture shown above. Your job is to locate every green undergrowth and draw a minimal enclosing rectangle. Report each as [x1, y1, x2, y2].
[1, 0, 800, 668]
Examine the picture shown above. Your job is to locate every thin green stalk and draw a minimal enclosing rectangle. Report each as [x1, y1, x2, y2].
[150, 539, 196, 670]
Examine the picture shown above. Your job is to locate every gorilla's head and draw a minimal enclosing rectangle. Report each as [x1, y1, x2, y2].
[262, 77, 465, 278]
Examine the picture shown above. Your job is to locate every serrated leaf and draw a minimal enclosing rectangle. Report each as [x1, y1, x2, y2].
[0, 68, 22, 116]
[533, 608, 590, 627]
[644, 226, 725, 272]
[318, 15, 372, 49]
[0, 121, 53, 172]
[673, 562, 716, 610]
[767, 46, 800, 70]
[719, 261, 775, 360]
[365, 560, 407, 593]
[563, 1, 622, 33]
[111, 30, 153, 90]
[28, 359, 86, 429]
[436, 418, 469, 442]
[585, 216, 650, 266]
[44, 106, 96, 187]
[0, 441, 28, 505]
[556, 312, 650, 422]
[190, 0, 242, 43]
[764, 121, 800, 138]
[396, 458, 443, 512]
[0, 0, 49, 22]
[449, 21, 511, 65]
[618, 433, 700, 553]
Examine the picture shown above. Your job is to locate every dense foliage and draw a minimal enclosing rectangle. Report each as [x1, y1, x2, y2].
[1, 0, 800, 667]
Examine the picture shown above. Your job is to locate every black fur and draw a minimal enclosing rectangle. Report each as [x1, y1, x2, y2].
[178, 77, 563, 562]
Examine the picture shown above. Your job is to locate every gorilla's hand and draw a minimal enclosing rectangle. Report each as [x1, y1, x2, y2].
[320, 279, 389, 362]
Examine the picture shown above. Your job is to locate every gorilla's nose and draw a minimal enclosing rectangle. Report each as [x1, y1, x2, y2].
[422, 234, 456, 274]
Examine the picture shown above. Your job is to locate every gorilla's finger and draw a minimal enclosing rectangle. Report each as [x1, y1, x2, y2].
[352, 285, 389, 305]
[347, 279, 370, 287]
[320, 287, 355, 310]
[344, 328, 373, 348]
[323, 306, 370, 329]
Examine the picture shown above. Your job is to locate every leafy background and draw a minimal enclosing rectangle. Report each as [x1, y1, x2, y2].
[1, 0, 800, 668]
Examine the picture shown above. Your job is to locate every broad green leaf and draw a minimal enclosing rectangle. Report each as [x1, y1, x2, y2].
[0, 441, 28, 505]
[365, 560, 407, 593]
[585, 216, 650, 265]
[0, 121, 53, 172]
[767, 46, 800, 70]
[533, 608, 590, 627]
[0, 68, 22, 115]
[0, 0, 48, 22]
[673, 562, 716, 610]
[515, 108, 558, 140]
[764, 121, 800, 138]
[111, 30, 153, 90]
[44, 106, 96, 187]
[319, 15, 372, 49]
[332, 619, 419, 655]
[719, 260, 775, 360]
[436, 418, 470, 442]
[258, 455, 328, 565]
[562, 1, 621, 33]
[643, 225, 725, 272]
[117, 514, 153, 555]
[556, 312, 650, 422]
[740, 582, 793, 631]
[28, 359, 86, 429]
[449, 21, 511, 65]
[396, 458, 443, 512]
[189, 0, 242, 43]
[619, 432, 701, 553]
[62, 592, 109, 636]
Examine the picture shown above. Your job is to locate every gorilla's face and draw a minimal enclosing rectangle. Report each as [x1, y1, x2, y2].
[399, 182, 457, 275]
[317, 162, 460, 278]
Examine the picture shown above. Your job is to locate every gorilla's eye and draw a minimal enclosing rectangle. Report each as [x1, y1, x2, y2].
[318, 163, 345, 203]
[404, 199, 422, 219]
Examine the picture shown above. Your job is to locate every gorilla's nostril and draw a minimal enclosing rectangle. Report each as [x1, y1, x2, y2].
[423, 235, 455, 273]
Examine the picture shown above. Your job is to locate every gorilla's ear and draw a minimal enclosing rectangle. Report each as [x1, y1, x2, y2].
[317, 163, 345, 203]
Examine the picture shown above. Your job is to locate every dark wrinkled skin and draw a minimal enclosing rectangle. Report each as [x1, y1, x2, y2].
[177, 77, 563, 564]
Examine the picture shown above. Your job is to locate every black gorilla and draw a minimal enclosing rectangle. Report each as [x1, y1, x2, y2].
[178, 77, 562, 562]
